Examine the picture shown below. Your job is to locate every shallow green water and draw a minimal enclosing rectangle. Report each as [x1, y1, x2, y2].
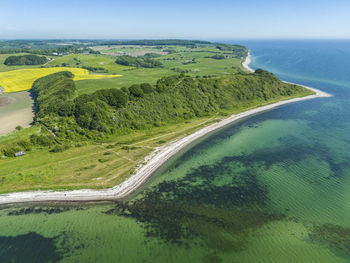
[1, 41, 350, 262]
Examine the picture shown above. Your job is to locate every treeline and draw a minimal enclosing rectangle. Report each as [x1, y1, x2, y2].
[115, 55, 162, 68]
[31, 72, 157, 136]
[1, 70, 311, 157]
[0, 40, 82, 50]
[211, 54, 226, 59]
[0, 47, 97, 56]
[81, 66, 108, 73]
[215, 44, 248, 58]
[33, 70, 310, 136]
[32, 71, 77, 119]
[101, 39, 212, 46]
[4, 55, 48, 66]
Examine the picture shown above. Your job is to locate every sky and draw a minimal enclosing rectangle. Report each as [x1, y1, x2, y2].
[1, 0, 350, 39]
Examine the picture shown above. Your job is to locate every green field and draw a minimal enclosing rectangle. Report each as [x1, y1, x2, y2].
[94, 45, 166, 54]
[0, 116, 222, 193]
[46, 54, 131, 73]
[0, 41, 313, 194]
[75, 45, 244, 94]
[0, 90, 312, 193]
[0, 45, 245, 95]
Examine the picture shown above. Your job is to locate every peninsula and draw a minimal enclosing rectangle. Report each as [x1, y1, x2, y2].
[0, 40, 331, 204]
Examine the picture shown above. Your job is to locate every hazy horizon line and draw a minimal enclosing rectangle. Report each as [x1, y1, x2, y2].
[1, 37, 350, 41]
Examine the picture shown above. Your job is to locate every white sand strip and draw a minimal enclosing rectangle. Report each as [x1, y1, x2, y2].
[0, 54, 332, 205]
[242, 52, 254, 72]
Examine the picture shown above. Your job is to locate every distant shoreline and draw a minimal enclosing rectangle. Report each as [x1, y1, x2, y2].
[242, 52, 254, 72]
[0, 52, 332, 205]
[241, 52, 331, 99]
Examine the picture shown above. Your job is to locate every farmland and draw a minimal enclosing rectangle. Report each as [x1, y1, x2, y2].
[0, 43, 246, 94]
[0, 91, 34, 135]
[0, 66, 312, 193]
[0, 40, 313, 194]
[46, 54, 131, 73]
[0, 67, 121, 93]
[75, 44, 244, 94]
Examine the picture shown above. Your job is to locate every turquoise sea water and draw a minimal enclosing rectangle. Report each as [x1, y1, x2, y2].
[1, 40, 350, 262]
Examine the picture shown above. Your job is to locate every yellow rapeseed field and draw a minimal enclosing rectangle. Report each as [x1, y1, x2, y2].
[0, 67, 122, 93]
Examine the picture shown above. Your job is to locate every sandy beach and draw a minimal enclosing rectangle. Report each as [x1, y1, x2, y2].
[242, 52, 254, 72]
[0, 53, 332, 205]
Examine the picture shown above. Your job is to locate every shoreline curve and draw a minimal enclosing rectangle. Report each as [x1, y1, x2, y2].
[0, 52, 332, 205]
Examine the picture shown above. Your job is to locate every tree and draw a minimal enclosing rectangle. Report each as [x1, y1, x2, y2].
[129, 85, 144, 98]
[140, 83, 154, 94]
[4, 55, 47, 66]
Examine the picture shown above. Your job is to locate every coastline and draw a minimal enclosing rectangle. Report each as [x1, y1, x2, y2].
[0, 53, 332, 205]
[242, 52, 254, 72]
[241, 52, 331, 99]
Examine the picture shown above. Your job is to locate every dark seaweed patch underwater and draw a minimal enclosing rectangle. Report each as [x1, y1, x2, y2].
[309, 224, 350, 259]
[0, 232, 62, 263]
[106, 155, 286, 252]
[1, 41, 350, 262]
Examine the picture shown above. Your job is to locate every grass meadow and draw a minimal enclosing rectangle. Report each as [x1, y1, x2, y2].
[0, 116, 222, 193]
[75, 45, 244, 94]
[0, 44, 250, 192]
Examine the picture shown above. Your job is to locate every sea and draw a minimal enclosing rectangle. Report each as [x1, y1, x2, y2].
[0, 40, 350, 263]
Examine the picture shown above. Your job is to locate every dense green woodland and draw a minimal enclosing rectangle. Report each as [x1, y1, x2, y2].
[215, 44, 247, 58]
[4, 55, 48, 66]
[115, 55, 163, 68]
[0, 69, 311, 157]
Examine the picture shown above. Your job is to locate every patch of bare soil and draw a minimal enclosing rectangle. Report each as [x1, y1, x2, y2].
[0, 96, 16, 107]
[0, 108, 34, 135]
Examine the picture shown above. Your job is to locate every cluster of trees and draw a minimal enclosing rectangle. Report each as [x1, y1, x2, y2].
[164, 48, 177, 54]
[32, 70, 309, 127]
[0, 46, 98, 56]
[182, 58, 196, 65]
[0, 129, 58, 157]
[4, 55, 48, 66]
[81, 66, 108, 73]
[171, 68, 191, 73]
[115, 55, 163, 68]
[215, 44, 248, 58]
[211, 54, 226, 60]
[1, 69, 310, 157]
[32, 71, 77, 118]
[31, 71, 157, 134]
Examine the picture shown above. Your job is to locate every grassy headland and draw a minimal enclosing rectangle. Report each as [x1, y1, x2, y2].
[0, 40, 314, 194]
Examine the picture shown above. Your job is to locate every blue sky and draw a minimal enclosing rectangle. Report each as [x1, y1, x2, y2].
[1, 0, 350, 39]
